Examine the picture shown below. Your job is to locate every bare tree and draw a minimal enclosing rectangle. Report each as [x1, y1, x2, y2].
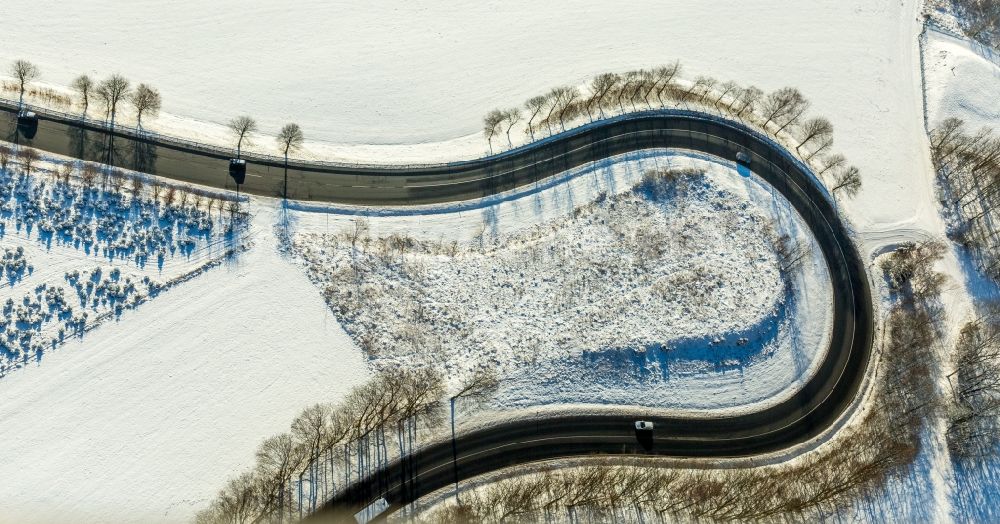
[256, 433, 306, 522]
[930, 117, 966, 161]
[10, 59, 39, 107]
[130, 175, 144, 199]
[683, 76, 717, 104]
[805, 136, 835, 161]
[276, 123, 305, 199]
[290, 404, 332, 513]
[349, 218, 370, 249]
[830, 165, 862, 197]
[523, 95, 549, 140]
[483, 109, 505, 154]
[618, 70, 642, 112]
[817, 153, 846, 176]
[163, 186, 177, 207]
[695, 77, 719, 104]
[760, 87, 809, 132]
[71, 75, 94, 115]
[796, 117, 834, 154]
[229, 115, 258, 159]
[587, 73, 620, 119]
[96, 74, 131, 126]
[0, 145, 11, 172]
[449, 369, 500, 501]
[108, 169, 127, 194]
[452, 369, 499, 402]
[554, 86, 581, 131]
[81, 163, 99, 190]
[652, 62, 682, 106]
[502, 108, 522, 148]
[130, 83, 162, 129]
[635, 69, 657, 108]
[541, 86, 575, 133]
[713, 80, 740, 108]
[733, 86, 764, 119]
[18, 147, 40, 175]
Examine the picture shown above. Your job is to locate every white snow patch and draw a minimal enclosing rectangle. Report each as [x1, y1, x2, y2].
[924, 28, 1000, 132]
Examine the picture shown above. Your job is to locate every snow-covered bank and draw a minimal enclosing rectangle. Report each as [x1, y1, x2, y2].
[0, 200, 368, 524]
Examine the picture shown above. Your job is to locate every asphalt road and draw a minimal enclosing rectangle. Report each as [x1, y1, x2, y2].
[0, 103, 872, 522]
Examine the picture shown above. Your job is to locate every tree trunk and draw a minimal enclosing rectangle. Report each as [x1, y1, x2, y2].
[284, 151, 289, 199]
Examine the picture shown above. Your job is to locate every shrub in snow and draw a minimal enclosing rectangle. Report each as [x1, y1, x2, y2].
[0, 160, 250, 377]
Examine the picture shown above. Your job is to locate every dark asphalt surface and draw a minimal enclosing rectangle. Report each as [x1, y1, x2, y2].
[0, 103, 872, 523]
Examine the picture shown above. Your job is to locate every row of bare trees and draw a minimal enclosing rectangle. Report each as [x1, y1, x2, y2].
[930, 119, 1000, 281]
[10, 59, 308, 199]
[8, 60, 159, 128]
[482, 63, 860, 197]
[6, 60, 163, 130]
[416, 244, 944, 524]
[947, 307, 1000, 457]
[928, 119, 1000, 459]
[195, 368, 447, 524]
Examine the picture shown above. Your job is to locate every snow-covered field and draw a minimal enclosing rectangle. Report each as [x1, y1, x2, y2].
[0, 150, 832, 523]
[1, 0, 996, 521]
[924, 25, 1000, 133]
[264, 153, 833, 523]
[289, 154, 832, 412]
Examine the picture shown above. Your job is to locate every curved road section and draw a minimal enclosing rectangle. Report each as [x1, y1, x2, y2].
[1, 104, 872, 522]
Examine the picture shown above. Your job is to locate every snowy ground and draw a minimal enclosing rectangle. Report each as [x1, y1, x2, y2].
[923, 25, 1000, 133]
[288, 152, 832, 412]
[0, 0, 994, 521]
[0, 186, 368, 523]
